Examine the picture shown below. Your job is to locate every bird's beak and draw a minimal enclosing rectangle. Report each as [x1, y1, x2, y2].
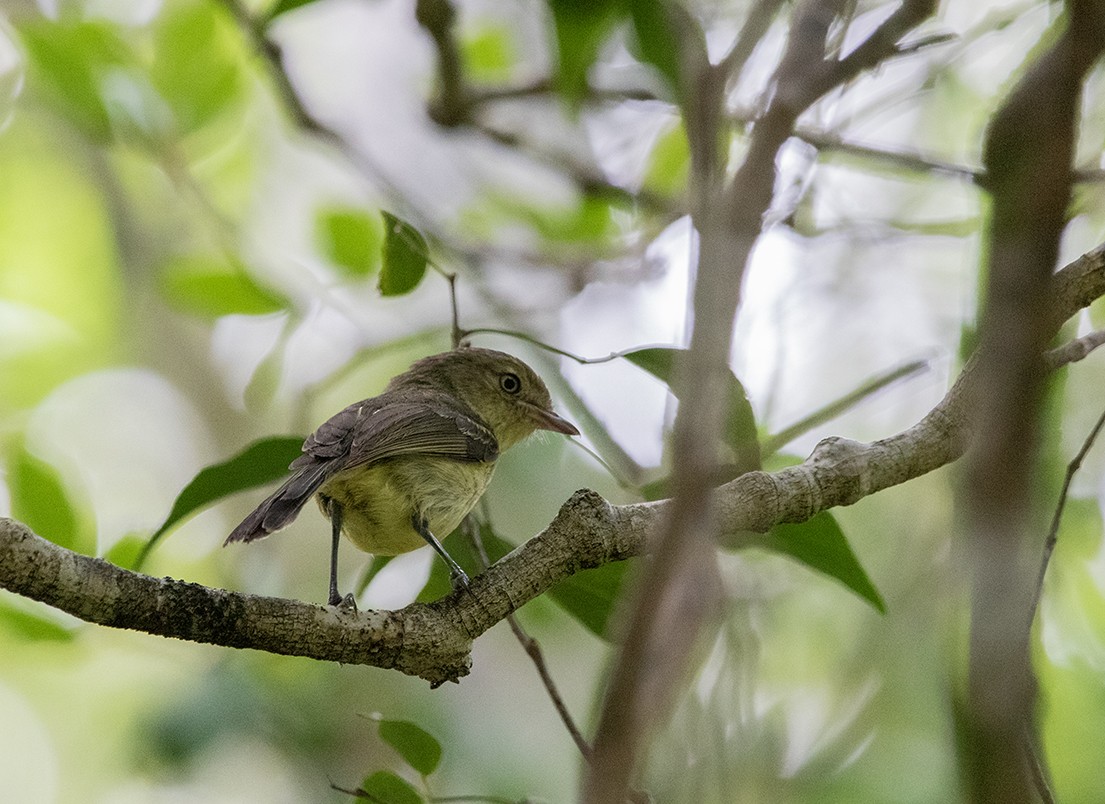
[527, 404, 580, 436]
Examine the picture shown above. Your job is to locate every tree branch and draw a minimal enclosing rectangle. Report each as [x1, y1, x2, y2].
[585, 2, 939, 799]
[961, 1, 1105, 798]
[2, 252, 1100, 697]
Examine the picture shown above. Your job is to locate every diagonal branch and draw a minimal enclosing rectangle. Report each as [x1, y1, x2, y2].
[2, 241, 1100, 688]
[585, 2, 939, 800]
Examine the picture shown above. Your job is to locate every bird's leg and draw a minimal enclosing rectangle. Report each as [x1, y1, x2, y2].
[322, 495, 356, 611]
[411, 513, 471, 590]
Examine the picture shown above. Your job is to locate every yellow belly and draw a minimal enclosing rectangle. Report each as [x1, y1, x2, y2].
[317, 456, 496, 555]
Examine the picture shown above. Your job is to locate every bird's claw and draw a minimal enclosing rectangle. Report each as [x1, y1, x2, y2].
[449, 568, 471, 592]
[329, 592, 358, 613]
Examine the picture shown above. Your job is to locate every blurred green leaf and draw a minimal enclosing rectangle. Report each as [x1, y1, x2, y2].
[243, 338, 287, 414]
[0, 598, 75, 643]
[623, 345, 678, 383]
[1042, 660, 1105, 803]
[243, 317, 295, 415]
[547, 0, 623, 107]
[462, 24, 516, 83]
[1036, 498, 1105, 800]
[7, 443, 88, 553]
[760, 512, 886, 613]
[379, 212, 429, 296]
[378, 719, 442, 776]
[639, 475, 669, 501]
[528, 194, 617, 245]
[143, 667, 268, 768]
[548, 560, 630, 639]
[626, 0, 683, 96]
[624, 346, 761, 472]
[267, 0, 324, 21]
[317, 206, 383, 278]
[0, 123, 123, 413]
[1036, 497, 1105, 653]
[643, 121, 690, 196]
[465, 192, 620, 253]
[150, 0, 244, 134]
[140, 436, 304, 567]
[104, 532, 148, 569]
[160, 255, 288, 319]
[18, 19, 133, 141]
[358, 771, 423, 804]
[762, 452, 803, 472]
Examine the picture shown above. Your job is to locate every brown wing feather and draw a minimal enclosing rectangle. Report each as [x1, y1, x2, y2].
[225, 392, 497, 544]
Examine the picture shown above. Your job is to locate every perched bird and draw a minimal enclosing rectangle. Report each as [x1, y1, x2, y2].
[225, 347, 579, 606]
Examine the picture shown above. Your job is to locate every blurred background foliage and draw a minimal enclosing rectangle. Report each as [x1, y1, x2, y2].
[0, 0, 1104, 802]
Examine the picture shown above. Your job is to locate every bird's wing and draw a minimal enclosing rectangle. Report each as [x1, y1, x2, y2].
[226, 396, 497, 545]
[293, 395, 500, 472]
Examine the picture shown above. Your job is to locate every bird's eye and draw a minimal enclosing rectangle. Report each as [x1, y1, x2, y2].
[500, 372, 522, 394]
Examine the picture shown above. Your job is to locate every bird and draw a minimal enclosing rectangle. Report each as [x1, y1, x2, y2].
[225, 346, 579, 606]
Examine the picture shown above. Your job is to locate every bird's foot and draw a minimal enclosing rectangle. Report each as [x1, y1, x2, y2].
[329, 592, 358, 613]
[449, 568, 471, 592]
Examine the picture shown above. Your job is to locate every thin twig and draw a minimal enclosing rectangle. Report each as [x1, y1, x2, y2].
[466, 80, 661, 108]
[1022, 722, 1057, 804]
[1029, 402, 1105, 624]
[794, 125, 982, 181]
[459, 328, 674, 365]
[504, 618, 594, 761]
[761, 358, 930, 456]
[462, 514, 594, 762]
[447, 272, 462, 348]
[717, 0, 787, 85]
[1043, 328, 1105, 370]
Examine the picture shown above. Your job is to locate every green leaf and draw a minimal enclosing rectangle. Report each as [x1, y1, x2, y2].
[149, 0, 244, 134]
[357, 771, 423, 804]
[529, 194, 617, 244]
[378, 720, 442, 776]
[316, 206, 383, 278]
[462, 24, 516, 83]
[626, 0, 683, 97]
[104, 532, 148, 569]
[643, 121, 690, 196]
[547, 560, 630, 638]
[243, 338, 286, 414]
[379, 212, 428, 296]
[0, 598, 75, 643]
[624, 346, 761, 472]
[7, 443, 87, 553]
[160, 255, 288, 319]
[18, 19, 133, 141]
[139, 436, 304, 568]
[267, 0, 324, 21]
[465, 192, 620, 253]
[546, 0, 624, 107]
[639, 475, 670, 501]
[761, 512, 886, 613]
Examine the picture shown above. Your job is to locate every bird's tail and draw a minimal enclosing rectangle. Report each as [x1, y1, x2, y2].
[224, 461, 330, 545]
